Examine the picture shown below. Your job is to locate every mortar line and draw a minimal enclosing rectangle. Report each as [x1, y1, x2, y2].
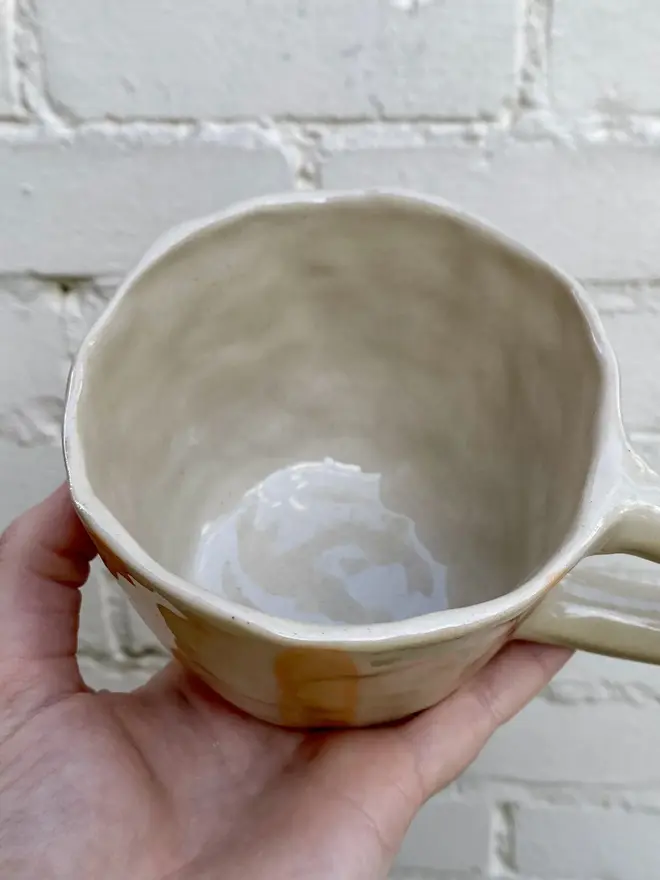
[512, 0, 553, 119]
[5, 115, 660, 147]
[490, 802, 518, 876]
[15, 0, 73, 129]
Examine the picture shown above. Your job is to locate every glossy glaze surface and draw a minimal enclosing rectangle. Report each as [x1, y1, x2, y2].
[75, 195, 600, 624]
[64, 189, 660, 728]
[517, 450, 660, 659]
[94, 529, 516, 727]
[191, 458, 454, 625]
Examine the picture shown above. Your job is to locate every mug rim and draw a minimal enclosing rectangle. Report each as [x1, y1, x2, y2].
[63, 187, 624, 650]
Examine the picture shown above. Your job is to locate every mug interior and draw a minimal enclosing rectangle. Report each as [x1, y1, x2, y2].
[75, 194, 603, 626]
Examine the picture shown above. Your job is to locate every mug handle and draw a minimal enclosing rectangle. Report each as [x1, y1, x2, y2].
[516, 452, 660, 664]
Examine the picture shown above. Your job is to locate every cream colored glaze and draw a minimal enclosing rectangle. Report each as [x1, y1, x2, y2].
[70, 195, 602, 616]
[93, 541, 517, 727]
[63, 189, 660, 728]
[517, 450, 660, 659]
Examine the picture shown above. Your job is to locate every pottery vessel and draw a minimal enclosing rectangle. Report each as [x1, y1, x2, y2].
[64, 190, 660, 728]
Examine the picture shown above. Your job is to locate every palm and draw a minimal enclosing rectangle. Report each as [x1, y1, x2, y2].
[0, 488, 570, 879]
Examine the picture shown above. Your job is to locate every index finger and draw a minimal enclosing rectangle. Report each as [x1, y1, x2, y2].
[0, 484, 97, 666]
[400, 640, 571, 800]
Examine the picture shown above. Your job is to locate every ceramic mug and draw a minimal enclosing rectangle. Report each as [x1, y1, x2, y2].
[64, 189, 660, 728]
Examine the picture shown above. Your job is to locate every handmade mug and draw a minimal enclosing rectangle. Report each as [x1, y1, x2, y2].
[64, 189, 660, 728]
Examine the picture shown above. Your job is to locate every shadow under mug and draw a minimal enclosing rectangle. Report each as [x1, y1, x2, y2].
[64, 189, 660, 728]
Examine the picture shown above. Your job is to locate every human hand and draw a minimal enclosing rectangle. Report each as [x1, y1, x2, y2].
[0, 486, 570, 879]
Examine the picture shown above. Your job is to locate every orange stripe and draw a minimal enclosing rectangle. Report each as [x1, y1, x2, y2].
[274, 647, 360, 727]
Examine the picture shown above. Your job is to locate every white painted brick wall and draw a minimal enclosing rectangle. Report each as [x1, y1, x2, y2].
[471, 701, 660, 786]
[2, 2, 660, 878]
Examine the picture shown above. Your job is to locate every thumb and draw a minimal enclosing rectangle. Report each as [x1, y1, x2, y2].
[400, 640, 571, 800]
[0, 484, 96, 705]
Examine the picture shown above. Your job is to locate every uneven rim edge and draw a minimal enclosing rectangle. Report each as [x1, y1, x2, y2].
[62, 187, 623, 650]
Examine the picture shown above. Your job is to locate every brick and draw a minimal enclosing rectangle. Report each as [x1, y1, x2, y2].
[36, 0, 518, 121]
[516, 805, 660, 880]
[552, 0, 660, 116]
[323, 142, 660, 279]
[468, 699, 660, 785]
[0, 439, 64, 531]
[394, 800, 490, 874]
[78, 561, 115, 657]
[0, 0, 20, 117]
[0, 135, 290, 275]
[600, 309, 660, 431]
[0, 279, 69, 443]
[79, 657, 162, 693]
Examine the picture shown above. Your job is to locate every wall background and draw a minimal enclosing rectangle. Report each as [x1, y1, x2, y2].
[2, 1, 660, 877]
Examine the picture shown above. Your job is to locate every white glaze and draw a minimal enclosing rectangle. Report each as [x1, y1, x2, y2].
[191, 458, 449, 625]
